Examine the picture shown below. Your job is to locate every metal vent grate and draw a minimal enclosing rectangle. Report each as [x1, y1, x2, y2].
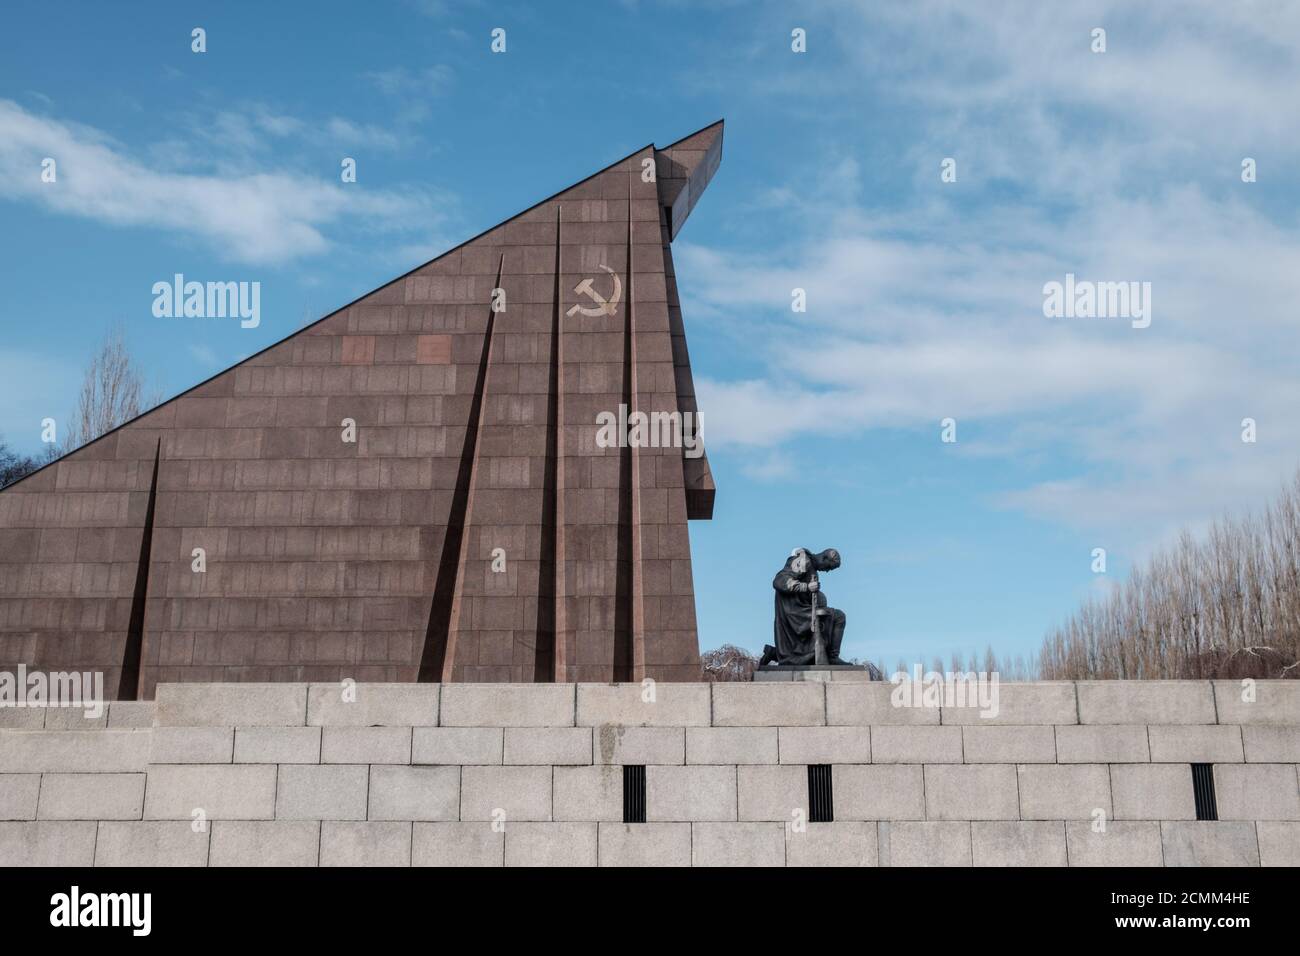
[808, 765, 834, 823]
[623, 765, 646, 823]
[1192, 763, 1218, 821]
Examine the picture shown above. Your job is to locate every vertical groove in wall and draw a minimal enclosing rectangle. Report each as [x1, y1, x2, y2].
[622, 764, 646, 823]
[120, 438, 160, 701]
[536, 205, 561, 682]
[420, 256, 504, 682]
[630, 209, 647, 677]
[1192, 763, 1218, 820]
[808, 764, 834, 823]
[613, 212, 636, 681]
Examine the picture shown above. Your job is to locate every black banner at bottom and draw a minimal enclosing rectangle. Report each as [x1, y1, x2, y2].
[0, 867, 1284, 940]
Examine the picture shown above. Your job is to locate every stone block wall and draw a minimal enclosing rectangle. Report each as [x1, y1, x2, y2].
[1, 680, 1296, 866]
[0, 124, 725, 693]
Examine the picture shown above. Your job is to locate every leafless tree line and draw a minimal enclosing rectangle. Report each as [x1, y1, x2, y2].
[1037, 472, 1300, 680]
[888, 648, 1038, 682]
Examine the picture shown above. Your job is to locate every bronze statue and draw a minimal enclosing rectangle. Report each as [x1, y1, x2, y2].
[760, 547, 848, 666]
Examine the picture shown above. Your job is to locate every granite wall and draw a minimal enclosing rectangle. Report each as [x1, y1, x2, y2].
[0, 123, 723, 694]
[1, 680, 1296, 866]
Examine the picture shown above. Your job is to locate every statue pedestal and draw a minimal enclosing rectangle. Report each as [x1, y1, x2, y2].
[753, 665, 879, 683]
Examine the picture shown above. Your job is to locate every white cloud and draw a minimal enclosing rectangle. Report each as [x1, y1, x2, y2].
[324, 117, 403, 152]
[682, 1, 1300, 548]
[0, 99, 448, 265]
[690, 192, 1300, 541]
[158, 104, 406, 163]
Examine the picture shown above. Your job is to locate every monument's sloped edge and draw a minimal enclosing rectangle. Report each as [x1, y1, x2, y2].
[0, 120, 726, 493]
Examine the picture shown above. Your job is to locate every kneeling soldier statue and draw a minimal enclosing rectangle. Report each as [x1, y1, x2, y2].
[760, 547, 848, 667]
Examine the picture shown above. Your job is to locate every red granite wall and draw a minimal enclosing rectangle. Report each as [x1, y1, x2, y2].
[0, 122, 722, 696]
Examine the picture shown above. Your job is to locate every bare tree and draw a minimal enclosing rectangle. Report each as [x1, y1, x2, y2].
[62, 325, 156, 454]
[894, 648, 1038, 680]
[0, 437, 42, 488]
[700, 644, 759, 682]
[1037, 470, 1300, 680]
[1, 432, 62, 488]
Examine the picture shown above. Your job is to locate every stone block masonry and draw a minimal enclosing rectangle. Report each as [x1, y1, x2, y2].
[0, 680, 1295, 866]
[0, 123, 727, 692]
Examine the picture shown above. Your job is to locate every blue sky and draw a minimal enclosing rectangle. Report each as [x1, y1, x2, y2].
[3, 1, 1299, 669]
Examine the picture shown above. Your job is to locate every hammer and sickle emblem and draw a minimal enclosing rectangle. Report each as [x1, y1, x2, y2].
[566, 265, 622, 318]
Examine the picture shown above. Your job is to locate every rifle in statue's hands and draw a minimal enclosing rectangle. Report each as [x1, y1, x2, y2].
[808, 565, 826, 665]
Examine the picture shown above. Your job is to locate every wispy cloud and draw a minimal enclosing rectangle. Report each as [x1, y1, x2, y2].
[364, 65, 455, 123]
[685, 0, 1300, 547]
[186, 343, 220, 368]
[0, 99, 451, 265]
[365, 64, 455, 97]
[184, 105, 405, 157]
